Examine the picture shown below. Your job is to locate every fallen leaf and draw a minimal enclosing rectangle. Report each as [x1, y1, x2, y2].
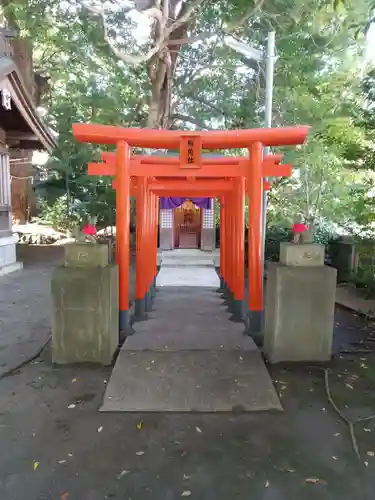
[136, 451, 145, 456]
[97, 426, 103, 433]
[196, 427, 202, 433]
[364, 428, 371, 432]
[366, 451, 375, 457]
[136, 422, 143, 430]
[265, 480, 270, 487]
[68, 404, 76, 409]
[181, 491, 191, 497]
[33, 461, 40, 471]
[61, 493, 69, 500]
[305, 478, 320, 484]
[117, 470, 130, 480]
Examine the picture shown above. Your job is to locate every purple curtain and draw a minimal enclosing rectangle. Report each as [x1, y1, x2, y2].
[160, 197, 211, 209]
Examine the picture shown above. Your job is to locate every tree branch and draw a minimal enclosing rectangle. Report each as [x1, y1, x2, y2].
[226, 0, 265, 33]
[80, 0, 203, 66]
[167, 31, 214, 47]
[142, 6, 164, 26]
[171, 113, 206, 127]
[80, 1, 164, 65]
[0, 0, 20, 30]
[186, 94, 227, 116]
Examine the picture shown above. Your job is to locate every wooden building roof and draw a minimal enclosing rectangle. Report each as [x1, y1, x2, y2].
[0, 57, 56, 152]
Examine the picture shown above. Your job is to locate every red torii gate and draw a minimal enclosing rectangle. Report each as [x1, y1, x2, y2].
[73, 124, 309, 341]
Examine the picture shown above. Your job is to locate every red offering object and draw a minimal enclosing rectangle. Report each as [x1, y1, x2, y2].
[292, 223, 308, 234]
[82, 224, 97, 236]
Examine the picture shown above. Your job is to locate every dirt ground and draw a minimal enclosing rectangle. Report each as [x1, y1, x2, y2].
[1, 263, 375, 499]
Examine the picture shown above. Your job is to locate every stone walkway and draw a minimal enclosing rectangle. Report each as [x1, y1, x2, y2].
[102, 250, 281, 412]
[157, 249, 220, 287]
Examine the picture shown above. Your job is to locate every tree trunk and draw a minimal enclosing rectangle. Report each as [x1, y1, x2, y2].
[147, 58, 173, 128]
[146, 0, 191, 129]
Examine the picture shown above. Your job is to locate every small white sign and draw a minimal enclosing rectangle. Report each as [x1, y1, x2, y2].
[1, 89, 11, 110]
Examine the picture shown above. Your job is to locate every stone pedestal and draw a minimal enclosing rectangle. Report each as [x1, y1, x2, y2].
[52, 244, 119, 365]
[201, 199, 216, 251]
[64, 242, 111, 267]
[0, 234, 23, 276]
[264, 244, 337, 363]
[329, 237, 355, 283]
[159, 208, 174, 250]
[279, 242, 325, 267]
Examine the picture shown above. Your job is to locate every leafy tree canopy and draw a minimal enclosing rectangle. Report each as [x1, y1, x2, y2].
[1, 0, 374, 232]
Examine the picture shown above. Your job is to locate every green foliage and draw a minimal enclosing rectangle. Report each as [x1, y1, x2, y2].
[264, 226, 292, 262]
[2, 0, 375, 243]
[36, 197, 79, 230]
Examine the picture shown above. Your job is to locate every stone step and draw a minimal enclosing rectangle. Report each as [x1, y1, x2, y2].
[162, 260, 214, 267]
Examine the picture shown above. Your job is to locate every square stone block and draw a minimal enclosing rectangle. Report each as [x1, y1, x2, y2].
[64, 242, 110, 268]
[280, 242, 325, 267]
[52, 264, 118, 365]
[264, 263, 337, 363]
[0, 235, 22, 275]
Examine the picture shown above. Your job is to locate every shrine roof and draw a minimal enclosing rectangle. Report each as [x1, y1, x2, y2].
[0, 57, 56, 152]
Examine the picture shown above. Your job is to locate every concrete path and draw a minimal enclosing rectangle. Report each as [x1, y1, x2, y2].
[102, 250, 281, 412]
[336, 284, 375, 318]
[157, 249, 220, 288]
[0, 264, 53, 372]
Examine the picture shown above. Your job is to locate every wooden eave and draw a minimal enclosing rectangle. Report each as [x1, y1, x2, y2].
[0, 57, 56, 152]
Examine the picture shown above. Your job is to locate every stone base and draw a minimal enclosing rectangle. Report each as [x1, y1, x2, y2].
[0, 260, 23, 276]
[159, 228, 174, 250]
[279, 242, 325, 267]
[264, 263, 337, 363]
[52, 264, 119, 365]
[201, 228, 215, 251]
[244, 310, 263, 347]
[0, 235, 23, 276]
[64, 242, 110, 267]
